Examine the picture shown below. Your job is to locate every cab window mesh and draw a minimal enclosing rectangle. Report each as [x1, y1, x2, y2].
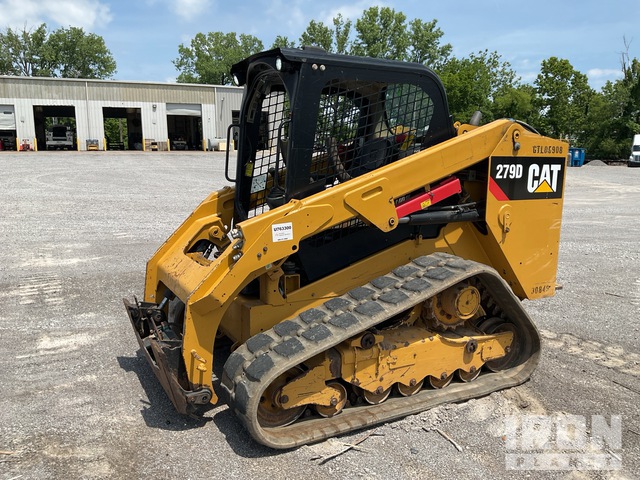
[385, 84, 435, 156]
[246, 90, 289, 218]
[308, 80, 436, 190]
[304, 80, 435, 246]
[243, 79, 435, 220]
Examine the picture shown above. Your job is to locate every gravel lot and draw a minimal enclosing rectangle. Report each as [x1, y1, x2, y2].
[1, 151, 638, 479]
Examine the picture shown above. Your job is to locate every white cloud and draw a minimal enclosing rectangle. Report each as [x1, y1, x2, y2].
[587, 68, 623, 79]
[519, 71, 538, 85]
[0, 0, 112, 30]
[170, 0, 212, 22]
[321, 1, 387, 25]
[266, 0, 306, 33]
[587, 68, 624, 90]
[140, 0, 212, 23]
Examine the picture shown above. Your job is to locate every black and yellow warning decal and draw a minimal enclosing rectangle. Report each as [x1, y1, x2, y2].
[489, 157, 565, 201]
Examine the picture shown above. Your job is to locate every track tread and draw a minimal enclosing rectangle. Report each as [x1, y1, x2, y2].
[220, 252, 540, 449]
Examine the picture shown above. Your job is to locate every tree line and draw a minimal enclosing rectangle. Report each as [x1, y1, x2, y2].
[2, 9, 639, 159]
[0, 24, 116, 79]
[172, 7, 639, 160]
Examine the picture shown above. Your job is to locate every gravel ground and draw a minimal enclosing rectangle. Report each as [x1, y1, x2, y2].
[0, 151, 638, 479]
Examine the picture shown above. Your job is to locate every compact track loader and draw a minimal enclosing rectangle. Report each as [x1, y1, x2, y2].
[125, 47, 566, 448]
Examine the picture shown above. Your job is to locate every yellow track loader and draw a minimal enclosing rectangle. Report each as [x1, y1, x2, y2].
[124, 47, 566, 449]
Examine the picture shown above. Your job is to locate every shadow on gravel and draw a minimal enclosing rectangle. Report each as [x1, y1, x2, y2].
[117, 341, 293, 456]
[208, 340, 290, 457]
[117, 350, 289, 456]
[117, 352, 213, 431]
[211, 409, 292, 458]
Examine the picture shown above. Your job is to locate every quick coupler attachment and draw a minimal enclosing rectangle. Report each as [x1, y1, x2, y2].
[123, 297, 212, 415]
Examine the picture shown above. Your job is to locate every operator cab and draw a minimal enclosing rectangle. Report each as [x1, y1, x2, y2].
[228, 47, 455, 222]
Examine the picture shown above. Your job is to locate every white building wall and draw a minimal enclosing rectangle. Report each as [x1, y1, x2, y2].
[86, 101, 105, 145]
[0, 76, 243, 151]
[75, 99, 89, 149]
[201, 103, 216, 150]
[10, 98, 35, 147]
[142, 102, 168, 146]
[214, 86, 244, 138]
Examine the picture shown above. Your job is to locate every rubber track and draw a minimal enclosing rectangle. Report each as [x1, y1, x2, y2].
[220, 252, 540, 449]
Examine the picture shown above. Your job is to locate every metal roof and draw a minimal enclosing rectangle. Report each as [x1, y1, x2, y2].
[0, 75, 242, 103]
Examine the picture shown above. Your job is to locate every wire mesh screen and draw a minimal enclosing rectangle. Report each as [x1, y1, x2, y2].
[309, 80, 436, 189]
[244, 79, 435, 220]
[386, 84, 435, 156]
[303, 80, 435, 245]
[247, 90, 289, 218]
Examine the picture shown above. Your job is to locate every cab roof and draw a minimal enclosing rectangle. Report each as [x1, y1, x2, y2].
[230, 47, 443, 88]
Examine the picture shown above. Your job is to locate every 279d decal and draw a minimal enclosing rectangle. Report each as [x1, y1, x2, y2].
[489, 157, 565, 201]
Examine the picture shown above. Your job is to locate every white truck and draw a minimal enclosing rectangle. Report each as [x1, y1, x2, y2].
[46, 125, 75, 150]
[629, 134, 640, 167]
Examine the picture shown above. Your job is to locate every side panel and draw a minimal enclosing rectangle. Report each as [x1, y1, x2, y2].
[481, 136, 567, 299]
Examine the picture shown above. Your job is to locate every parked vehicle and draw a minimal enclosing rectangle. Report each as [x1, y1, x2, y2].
[0, 134, 16, 151]
[629, 134, 640, 167]
[171, 135, 188, 150]
[46, 125, 75, 150]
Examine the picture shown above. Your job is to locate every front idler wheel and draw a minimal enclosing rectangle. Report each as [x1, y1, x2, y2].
[483, 321, 520, 372]
[257, 366, 306, 428]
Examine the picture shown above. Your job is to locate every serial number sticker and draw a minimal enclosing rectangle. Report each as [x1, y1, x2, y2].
[272, 222, 293, 242]
[531, 284, 552, 295]
[532, 145, 564, 154]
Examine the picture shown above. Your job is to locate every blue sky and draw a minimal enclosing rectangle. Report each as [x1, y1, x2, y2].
[0, 0, 637, 90]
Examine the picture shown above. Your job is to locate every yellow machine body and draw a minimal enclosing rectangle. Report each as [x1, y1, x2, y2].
[125, 48, 566, 448]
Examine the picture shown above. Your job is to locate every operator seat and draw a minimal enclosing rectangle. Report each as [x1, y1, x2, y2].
[350, 137, 394, 177]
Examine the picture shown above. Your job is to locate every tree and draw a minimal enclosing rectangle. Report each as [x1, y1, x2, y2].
[104, 118, 127, 146]
[174, 32, 264, 85]
[438, 50, 519, 123]
[534, 57, 593, 140]
[271, 35, 296, 49]
[351, 7, 410, 60]
[407, 18, 451, 69]
[582, 83, 629, 158]
[0, 23, 116, 79]
[492, 84, 540, 127]
[45, 27, 116, 79]
[294, 10, 450, 67]
[299, 20, 333, 51]
[582, 42, 640, 158]
[333, 14, 352, 54]
[0, 24, 49, 76]
[619, 42, 640, 138]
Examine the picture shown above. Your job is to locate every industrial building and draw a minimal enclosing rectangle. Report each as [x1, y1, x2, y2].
[0, 76, 243, 151]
